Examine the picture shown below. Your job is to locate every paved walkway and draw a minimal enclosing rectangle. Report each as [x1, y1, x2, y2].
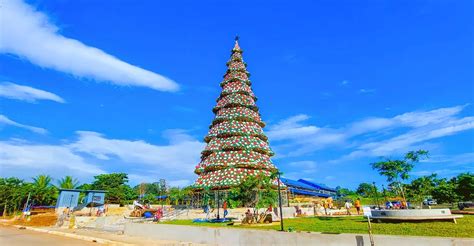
[0, 225, 97, 246]
[47, 227, 205, 245]
[0, 224, 205, 245]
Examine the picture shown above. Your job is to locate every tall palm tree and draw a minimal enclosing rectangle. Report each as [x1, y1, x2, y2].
[32, 175, 55, 205]
[33, 175, 52, 189]
[58, 176, 79, 189]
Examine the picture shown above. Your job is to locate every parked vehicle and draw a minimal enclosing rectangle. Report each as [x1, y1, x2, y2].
[458, 201, 474, 210]
[423, 199, 438, 205]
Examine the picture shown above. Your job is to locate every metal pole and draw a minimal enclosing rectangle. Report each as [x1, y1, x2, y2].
[216, 191, 220, 220]
[382, 185, 388, 204]
[277, 172, 284, 231]
[372, 182, 380, 209]
[23, 192, 31, 211]
[89, 192, 94, 216]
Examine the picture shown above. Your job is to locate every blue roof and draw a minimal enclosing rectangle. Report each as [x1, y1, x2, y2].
[297, 179, 337, 192]
[288, 187, 331, 198]
[280, 178, 316, 190]
[280, 178, 335, 198]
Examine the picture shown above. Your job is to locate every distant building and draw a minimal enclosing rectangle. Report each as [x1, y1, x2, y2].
[281, 178, 336, 200]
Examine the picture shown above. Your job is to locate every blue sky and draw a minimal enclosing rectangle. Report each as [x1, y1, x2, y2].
[1, 0, 473, 189]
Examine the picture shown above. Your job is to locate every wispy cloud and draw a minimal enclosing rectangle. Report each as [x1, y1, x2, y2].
[267, 114, 345, 157]
[412, 168, 474, 177]
[341, 80, 349, 86]
[344, 113, 474, 159]
[0, 82, 65, 103]
[358, 88, 376, 94]
[1, 0, 179, 92]
[0, 129, 204, 185]
[282, 160, 318, 180]
[424, 153, 474, 165]
[0, 140, 105, 179]
[0, 114, 47, 134]
[268, 105, 474, 159]
[69, 129, 205, 173]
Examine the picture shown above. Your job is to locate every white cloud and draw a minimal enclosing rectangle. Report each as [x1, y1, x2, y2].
[345, 117, 474, 159]
[282, 161, 318, 180]
[267, 114, 345, 156]
[269, 105, 474, 159]
[0, 114, 47, 134]
[359, 88, 376, 94]
[347, 105, 467, 135]
[0, 140, 105, 180]
[0, 82, 65, 103]
[69, 129, 205, 172]
[267, 114, 320, 140]
[425, 153, 474, 165]
[1, 0, 179, 92]
[0, 129, 204, 185]
[412, 168, 474, 177]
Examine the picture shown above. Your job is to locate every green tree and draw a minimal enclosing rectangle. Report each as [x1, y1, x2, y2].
[31, 175, 57, 205]
[58, 176, 80, 189]
[0, 178, 32, 216]
[228, 173, 277, 209]
[335, 186, 356, 197]
[432, 178, 458, 204]
[169, 187, 192, 205]
[406, 174, 439, 207]
[91, 173, 136, 205]
[356, 183, 374, 197]
[371, 150, 428, 205]
[455, 173, 474, 201]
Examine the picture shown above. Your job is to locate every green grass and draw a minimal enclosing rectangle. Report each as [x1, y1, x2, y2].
[162, 215, 474, 238]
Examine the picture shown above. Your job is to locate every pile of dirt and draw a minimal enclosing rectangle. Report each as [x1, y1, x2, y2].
[12, 212, 58, 227]
[106, 207, 130, 216]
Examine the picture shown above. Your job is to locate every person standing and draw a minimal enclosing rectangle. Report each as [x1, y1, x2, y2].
[223, 201, 228, 218]
[344, 200, 352, 215]
[355, 198, 361, 215]
[323, 200, 328, 215]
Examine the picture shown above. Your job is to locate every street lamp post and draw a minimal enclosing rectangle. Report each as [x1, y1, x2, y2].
[277, 171, 284, 231]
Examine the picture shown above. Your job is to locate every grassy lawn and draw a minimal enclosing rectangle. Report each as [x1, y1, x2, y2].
[162, 215, 474, 238]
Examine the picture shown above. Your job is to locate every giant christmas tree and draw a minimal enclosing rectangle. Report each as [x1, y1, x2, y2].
[193, 38, 278, 190]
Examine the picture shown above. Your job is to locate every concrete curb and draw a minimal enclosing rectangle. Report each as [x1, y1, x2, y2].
[12, 225, 133, 245]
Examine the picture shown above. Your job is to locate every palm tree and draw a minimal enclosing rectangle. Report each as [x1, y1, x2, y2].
[32, 175, 56, 205]
[58, 176, 79, 189]
[33, 175, 52, 189]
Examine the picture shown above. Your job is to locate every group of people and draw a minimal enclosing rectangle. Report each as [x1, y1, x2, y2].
[204, 200, 229, 219]
[313, 197, 362, 216]
[385, 200, 408, 209]
[344, 198, 361, 215]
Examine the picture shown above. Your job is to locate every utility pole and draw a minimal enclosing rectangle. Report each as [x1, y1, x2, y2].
[277, 172, 284, 231]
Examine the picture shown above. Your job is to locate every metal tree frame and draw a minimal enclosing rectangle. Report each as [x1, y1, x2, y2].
[188, 189, 288, 209]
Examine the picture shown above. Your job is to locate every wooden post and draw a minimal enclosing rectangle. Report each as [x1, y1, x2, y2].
[367, 216, 375, 246]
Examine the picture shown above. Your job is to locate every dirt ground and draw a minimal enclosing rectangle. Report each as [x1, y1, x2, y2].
[8, 213, 58, 227]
